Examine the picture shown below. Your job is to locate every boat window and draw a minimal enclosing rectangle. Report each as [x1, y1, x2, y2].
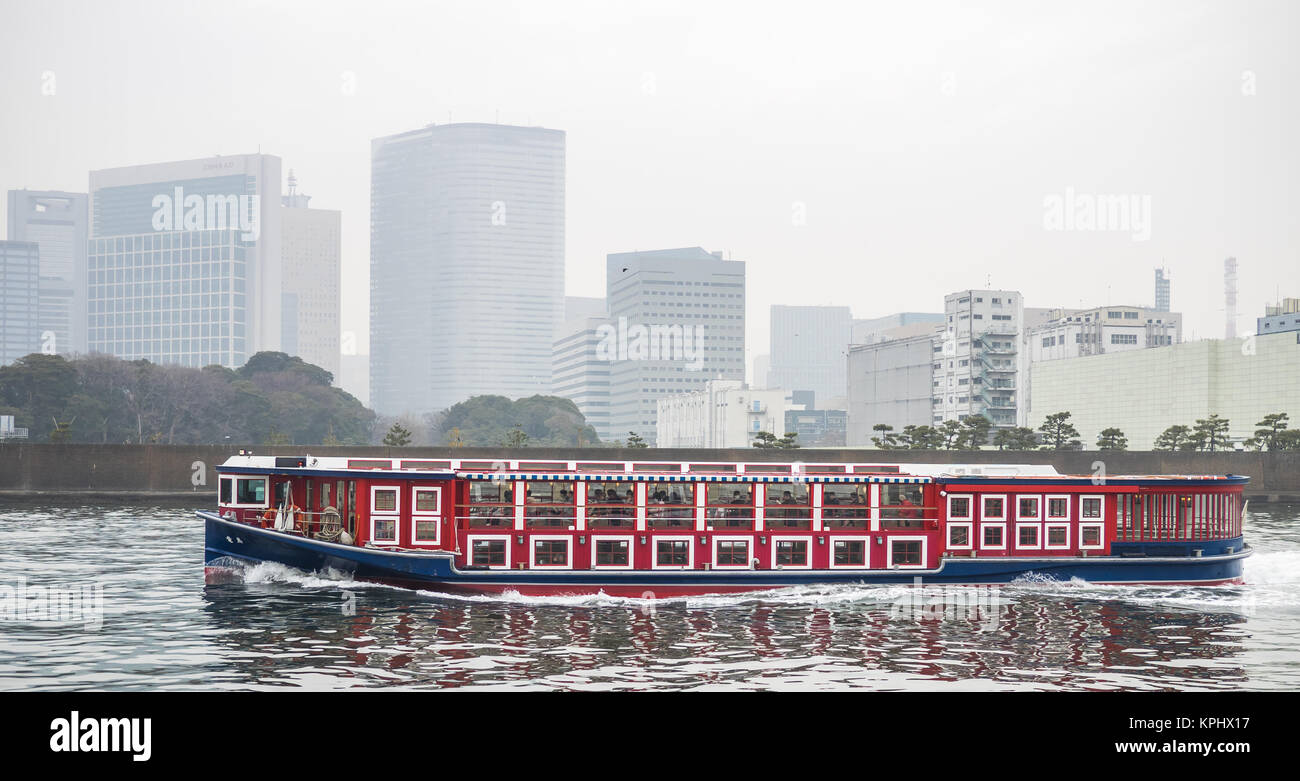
[714, 539, 750, 567]
[594, 539, 631, 567]
[1081, 525, 1103, 548]
[705, 484, 754, 530]
[1046, 525, 1069, 548]
[236, 477, 266, 505]
[833, 539, 865, 566]
[586, 481, 636, 529]
[1047, 497, 1069, 518]
[982, 524, 1005, 548]
[533, 539, 569, 567]
[1017, 496, 1040, 519]
[525, 481, 574, 528]
[775, 539, 809, 567]
[890, 540, 923, 567]
[1017, 525, 1040, 548]
[414, 489, 440, 513]
[656, 539, 690, 567]
[980, 495, 1005, 520]
[947, 524, 971, 548]
[1081, 497, 1102, 519]
[948, 495, 971, 519]
[372, 488, 398, 512]
[822, 484, 867, 528]
[219, 478, 232, 504]
[471, 538, 507, 567]
[468, 481, 513, 528]
[647, 484, 695, 529]
[764, 484, 811, 530]
[881, 484, 926, 529]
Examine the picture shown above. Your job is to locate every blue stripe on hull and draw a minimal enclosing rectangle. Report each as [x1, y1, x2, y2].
[201, 512, 1247, 591]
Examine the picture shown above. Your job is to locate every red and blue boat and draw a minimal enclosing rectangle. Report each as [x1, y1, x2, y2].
[200, 454, 1251, 596]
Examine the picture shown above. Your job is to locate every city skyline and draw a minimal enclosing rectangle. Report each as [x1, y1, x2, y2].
[2, 0, 1297, 381]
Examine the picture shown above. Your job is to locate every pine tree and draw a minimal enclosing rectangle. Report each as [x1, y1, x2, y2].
[1096, 427, 1128, 451]
[383, 422, 412, 447]
[1037, 412, 1081, 450]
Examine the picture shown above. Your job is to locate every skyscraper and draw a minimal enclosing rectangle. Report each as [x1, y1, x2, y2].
[0, 241, 40, 365]
[370, 123, 565, 415]
[1154, 267, 1170, 312]
[88, 154, 283, 368]
[280, 172, 341, 380]
[768, 305, 852, 407]
[7, 190, 89, 356]
[605, 247, 746, 445]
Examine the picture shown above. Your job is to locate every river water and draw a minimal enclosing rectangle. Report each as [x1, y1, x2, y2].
[0, 499, 1296, 691]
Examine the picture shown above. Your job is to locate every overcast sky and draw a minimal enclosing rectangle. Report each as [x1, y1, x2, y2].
[3, 0, 1297, 375]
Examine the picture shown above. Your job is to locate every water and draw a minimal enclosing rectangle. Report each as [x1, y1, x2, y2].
[1, 499, 1297, 691]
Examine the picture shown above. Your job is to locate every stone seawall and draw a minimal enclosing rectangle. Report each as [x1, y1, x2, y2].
[0, 444, 1296, 501]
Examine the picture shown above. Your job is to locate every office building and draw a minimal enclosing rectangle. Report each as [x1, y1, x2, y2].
[1155, 267, 1170, 312]
[0, 241, 40, 365]
[657, 380, 791, 448]
[280, 173, 341, 379]
[845, 332, 937, 446]
[552, 314, 614, 443]
[933, 290, 1026, 431]
[7, 190, 89, 355]
[88, 154, 283, 368]
[1258, 298, 1300, 336]
[606, 247, 746, 445]
[768, 305, 852, 408]
[370, 123, 565, 414]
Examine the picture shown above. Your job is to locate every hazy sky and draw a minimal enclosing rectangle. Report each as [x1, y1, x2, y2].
[3, 0, 1297, 376]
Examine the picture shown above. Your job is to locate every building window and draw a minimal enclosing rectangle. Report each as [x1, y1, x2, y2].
[594, 538, 632, 567]
[832, 539, 866, 567]
[1017, 524, 1040, 549]
[1081, 496, 1102, 519]
[774, 538, 811, 568]
[1045, 524, 1070, 549]
[947, 523, 972, 549]
[981, 523, 1006, 549]
[1047, 496, 1069, 518]
[889, 538, 925, 568]
[655, 538, 691, 568]
[948, 495, 972, 519]
[1017, 496, 1040, 520]
[982, 495, 1007, 520]
[470, 538, 508, 568]
[1080, 524, 1104, 549]
[714, 538, 750, 568]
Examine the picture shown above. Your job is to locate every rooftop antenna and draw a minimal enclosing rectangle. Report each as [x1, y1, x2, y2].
[287, 169, 297, 197]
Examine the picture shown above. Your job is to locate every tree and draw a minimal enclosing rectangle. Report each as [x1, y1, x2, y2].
[446, 427, 465, 447]
[1096, 427, 1128, 451]
[1190, 414, 1231, 452]
[900, 424, 942, 450]
[936, 419, 965, 450]
[958, 415, 992, 449]
[1038, 412, 1081, 450]
[753, 431, 800, 449]
[436, 395, 600, 447]
[500, 424, 529, 448]
[993, 427, 1039, 451]
[1153, 424, 1193, 451]
[871, 423, 904, 449]
[1247, 413, 1290, 451]
[383, 422, 413, 447]
[625, 431, 648, 448]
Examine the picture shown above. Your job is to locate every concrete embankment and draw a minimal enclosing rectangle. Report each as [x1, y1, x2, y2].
[0, 444, 1296, 502]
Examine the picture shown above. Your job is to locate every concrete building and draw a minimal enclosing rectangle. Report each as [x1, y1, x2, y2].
[370, 123, 565, 415]
[552, 314, 614, 443]
[851, 312, 944, 345]
[933, 290, 1026, 431]
[1028, 331, 1300, 450]
[785, 407, 847, 447]
[657, 380, 792, 448]
[0, 241, 40, 365]
[768, 305, 852, 406]
[563, 296, 605, 324]
[338, 352, 370, 409]
[280, 173, 341, 379]
[7, 190, 89, 355]
[1258, 298, 1300, 336]
[606, 247, 746, 445]
[88, 153, 283, 368]
[752, 354, 770, 388]
[1029, 305, 1181, 362]
[845, 332, 936, 446]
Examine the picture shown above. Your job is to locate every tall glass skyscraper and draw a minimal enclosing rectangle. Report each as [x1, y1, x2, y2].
[88, 154, 282, 368]
[0, 241, 40, 365]
[370, 123, 565, 415]
[6, 190, 88, 356]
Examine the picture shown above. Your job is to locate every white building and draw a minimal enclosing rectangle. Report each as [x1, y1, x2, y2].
[280, 174, 340, 380]
[845, 332, 938, 446]
[768, 305, 852, 407]
[606, 247, 746, 445]
[1029, 305, 1181, 363]
[933, 290, 1026, 431]
[657, 380, 794, 448]
[88, 153, 283, 368]
[370, 123, 565, 415]
[1028, 331, 1300, 449]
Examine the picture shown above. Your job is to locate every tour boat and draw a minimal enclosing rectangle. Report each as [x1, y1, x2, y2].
[199, 455, 1251, 596]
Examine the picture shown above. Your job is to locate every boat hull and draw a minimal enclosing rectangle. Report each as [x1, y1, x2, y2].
[201, 512, 1249, 597]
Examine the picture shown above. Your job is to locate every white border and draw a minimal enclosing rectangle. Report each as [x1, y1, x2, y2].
[410, 486, 442, 546]
[946, 492, 973, 521]
[590, 534, 635, 570]
[712, 535, 753, 569]
[829, 535, 868, 568]
[1046, 493, 1071, 520]
[529, 534, 572, 570]
[1015, 522, 1042, 550]
[1079, 494, 1104, 521]
[1045, 522, 1071, 550]
[770, 535, 814, 570]
[946, 522, 973, 550]
[1079, 522, 1105, 550]
[980, 493, 1008, 521]
[1015, 493, 1042, 521]
[466, 534, 512, 569]
[651, 535, 695, 570]
[980, 522, 1007, 550]
[368, 484, 401, 544]
[887, 535, 928, 569]
[229, 476, 269, 508]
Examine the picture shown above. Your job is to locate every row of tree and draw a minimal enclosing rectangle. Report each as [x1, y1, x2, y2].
[1154, 413, 1299, 452]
